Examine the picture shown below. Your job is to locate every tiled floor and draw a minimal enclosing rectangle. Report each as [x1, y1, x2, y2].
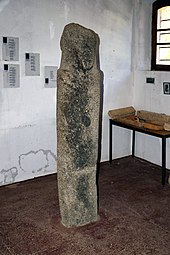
[0, 156, 170, 255]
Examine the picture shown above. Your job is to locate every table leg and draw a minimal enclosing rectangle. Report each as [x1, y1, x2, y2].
[109, 119, 112, 164]
[162, 137, 166, 186]
[132, 130, 135, 157]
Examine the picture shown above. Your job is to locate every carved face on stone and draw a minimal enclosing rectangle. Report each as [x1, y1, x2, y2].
[60, 23, 97, 71]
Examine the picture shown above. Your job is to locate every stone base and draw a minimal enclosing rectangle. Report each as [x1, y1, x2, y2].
[58, 168, 98, 228]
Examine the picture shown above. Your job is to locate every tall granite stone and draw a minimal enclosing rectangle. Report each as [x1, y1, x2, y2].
[57, 23, 102, 227]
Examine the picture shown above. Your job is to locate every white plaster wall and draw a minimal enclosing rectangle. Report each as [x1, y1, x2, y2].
[133, 0, 170, 169]
[0, 0, 134, 186]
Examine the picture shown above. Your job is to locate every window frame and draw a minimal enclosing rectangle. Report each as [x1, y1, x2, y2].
[151, 0, 170, 71]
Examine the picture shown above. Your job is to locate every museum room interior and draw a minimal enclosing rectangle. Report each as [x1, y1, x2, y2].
[0, 0, 170, 254]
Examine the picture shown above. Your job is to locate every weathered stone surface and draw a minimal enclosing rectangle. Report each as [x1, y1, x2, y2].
[108, 106, 135, 120]
[137, 110, 170, 126]
[57, 23, 102, 227]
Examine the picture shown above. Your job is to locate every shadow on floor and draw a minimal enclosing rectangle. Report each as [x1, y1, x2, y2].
[0, 156, 170, 255]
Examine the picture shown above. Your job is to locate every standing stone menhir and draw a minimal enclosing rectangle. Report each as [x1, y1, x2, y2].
[57, 23, 102, 227]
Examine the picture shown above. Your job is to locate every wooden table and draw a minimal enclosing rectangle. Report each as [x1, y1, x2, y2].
[109, 118, 170, 186]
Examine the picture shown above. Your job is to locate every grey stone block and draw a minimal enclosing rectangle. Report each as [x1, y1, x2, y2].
[57, 23, 102, 227]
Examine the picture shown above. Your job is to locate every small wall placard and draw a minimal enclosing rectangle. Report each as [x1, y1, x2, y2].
[25, 53, 40, 76]
[3, 64, 20, 88]
[44, 66, 57, 88]
[2, 36, 19, 61]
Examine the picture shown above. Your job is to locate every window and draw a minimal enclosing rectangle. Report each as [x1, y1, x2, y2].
[151, 0, 170, 71]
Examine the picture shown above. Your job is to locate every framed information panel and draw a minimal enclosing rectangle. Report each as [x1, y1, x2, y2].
[2, 36, 19, 61]
[3, 64, 20, 88]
